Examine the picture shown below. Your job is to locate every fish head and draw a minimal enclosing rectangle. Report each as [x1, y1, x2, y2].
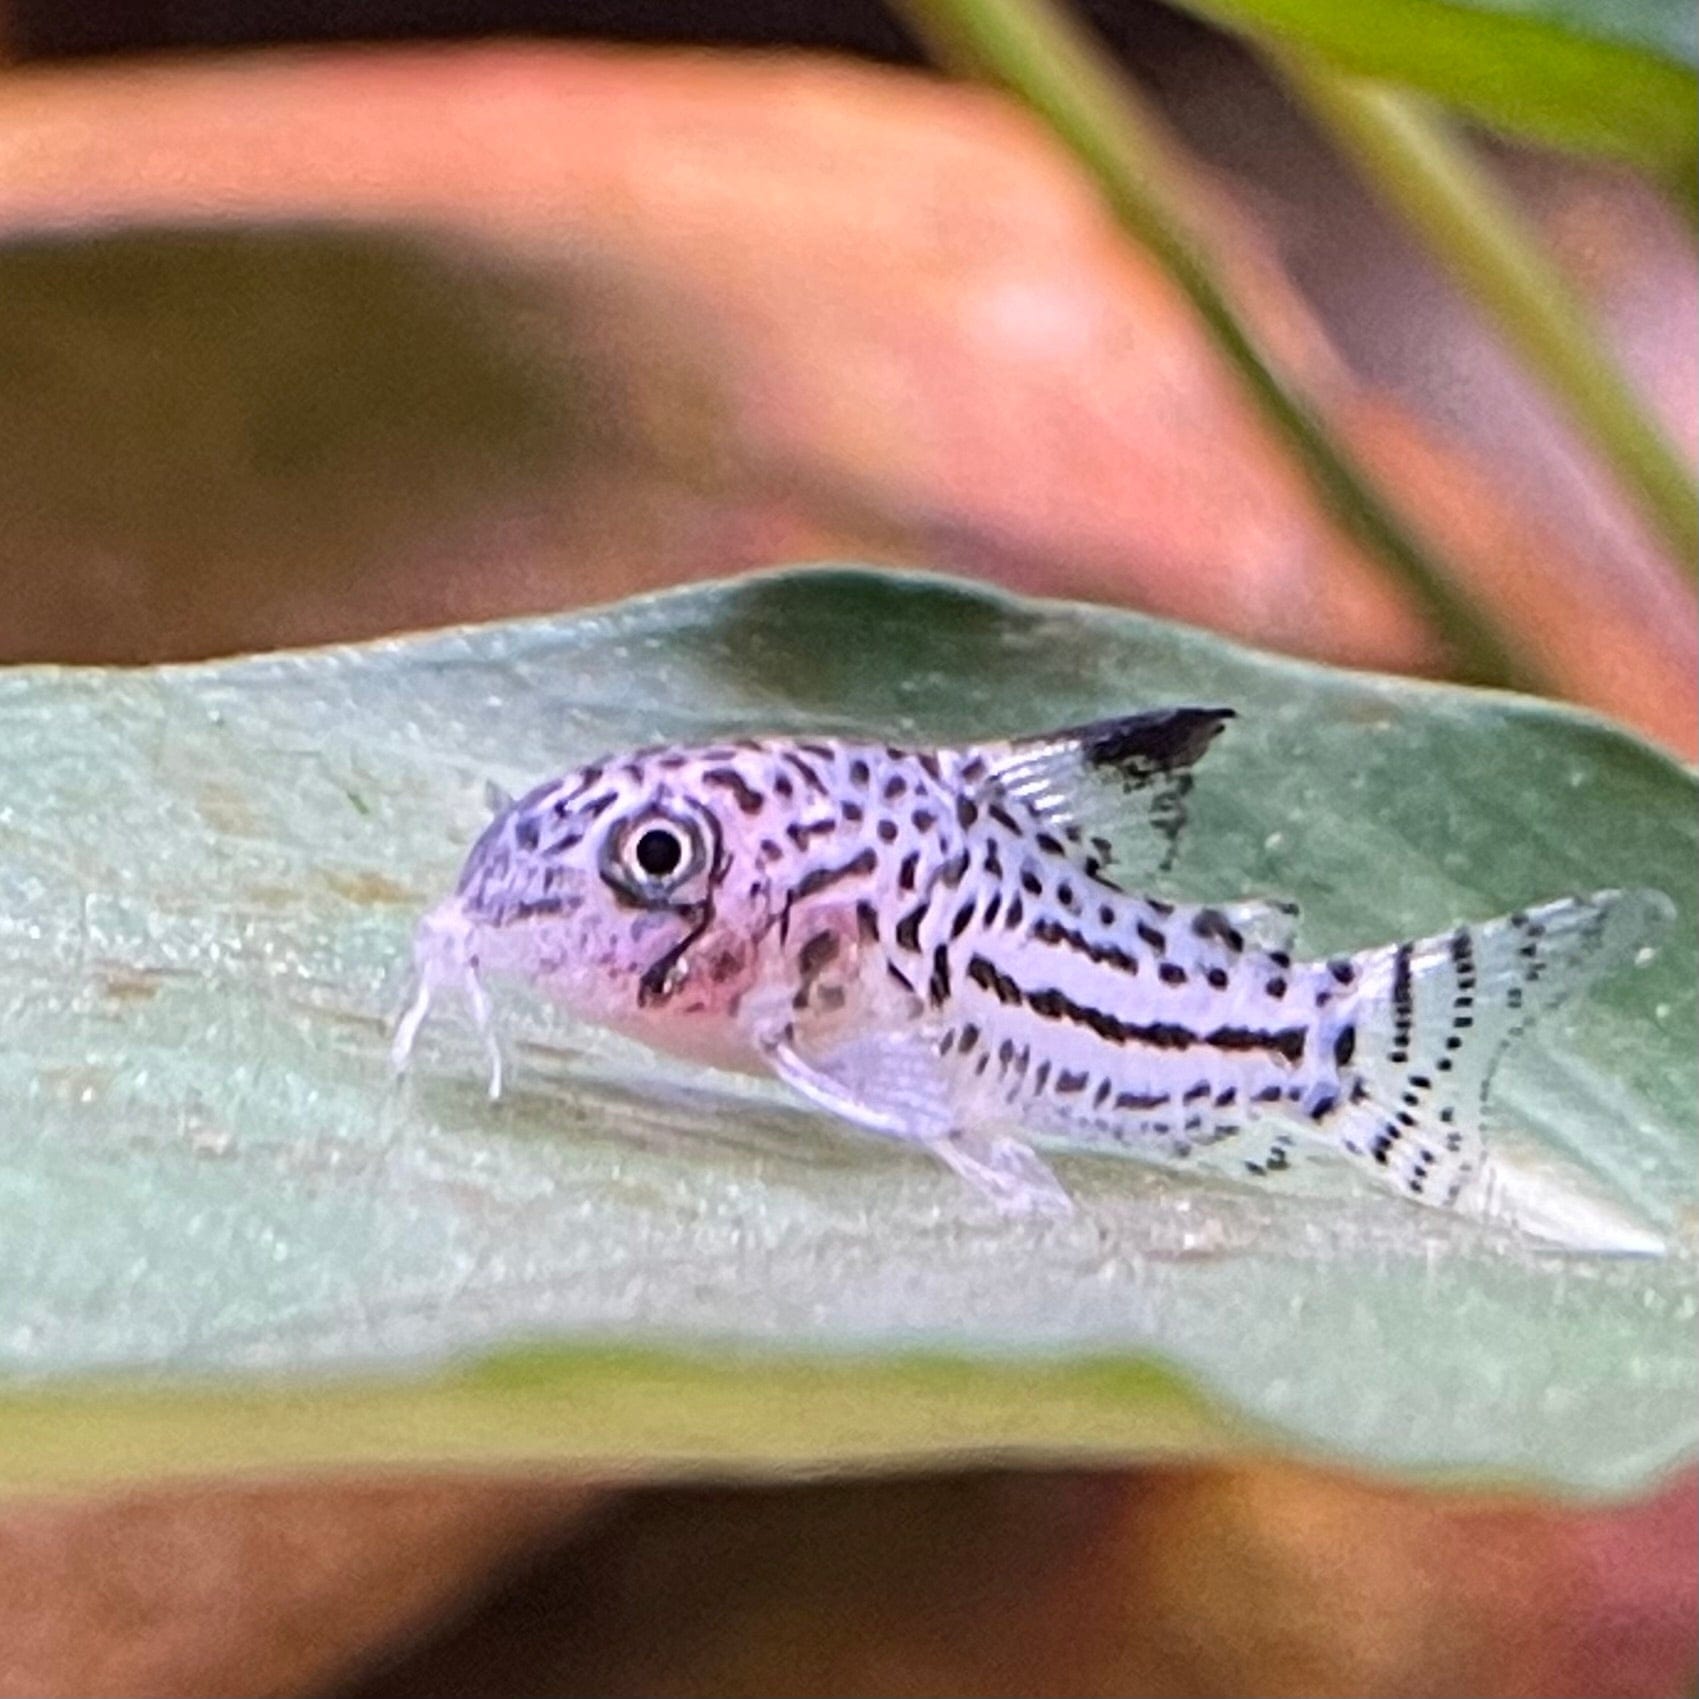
[397, 753, 784, 1076]
[455, 763, 739, 1003]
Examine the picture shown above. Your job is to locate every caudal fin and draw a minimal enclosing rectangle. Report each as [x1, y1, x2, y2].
[1322, 888, 1672, 1237]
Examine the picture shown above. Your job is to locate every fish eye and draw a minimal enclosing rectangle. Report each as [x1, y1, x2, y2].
[600, 804, 712, 904]
[606, 810, 706, 898]
[633, 824, 686, 879]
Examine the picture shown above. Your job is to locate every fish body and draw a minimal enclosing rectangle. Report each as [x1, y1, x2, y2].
[394, 710, 1669, 1235]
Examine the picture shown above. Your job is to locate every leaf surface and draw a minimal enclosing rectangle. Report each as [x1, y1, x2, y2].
[1, 569, 1692, 1494]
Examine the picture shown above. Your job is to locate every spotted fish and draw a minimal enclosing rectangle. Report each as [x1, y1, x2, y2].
[392, 710, 1670, 1240]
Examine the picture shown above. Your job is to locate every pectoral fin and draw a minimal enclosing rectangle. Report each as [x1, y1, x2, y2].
[930, 1125, 1076, 1218]
[761, 1026, 1073, 1218]
[761, 1027, 953, 1139]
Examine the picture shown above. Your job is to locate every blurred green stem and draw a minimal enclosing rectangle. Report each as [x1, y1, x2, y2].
[894, 0, 1542, 690]
[1280, 59, 1698, 580]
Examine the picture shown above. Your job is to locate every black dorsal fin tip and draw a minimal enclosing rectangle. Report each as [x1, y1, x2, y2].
[1076, 707, 1234, 781]
[970, 706, 1234, 877]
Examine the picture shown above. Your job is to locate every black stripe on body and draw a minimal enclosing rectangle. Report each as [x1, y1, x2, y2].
[780, 751, 828, 796]
[791, 849, 877, 901]
[964, 955, 1306, 1063]
[929, 945, 952, 1007]
[701, 767, 765, 814]
[787, 818, 837, 847]
[894, 902, 928, 953]
[1116, 1089, 1170, 1111]
[1191, 908, 1245, 953]
[1030, 918, 1139, 976]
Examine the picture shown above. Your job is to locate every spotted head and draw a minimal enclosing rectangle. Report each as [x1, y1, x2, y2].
[392, 745, 815, 1089]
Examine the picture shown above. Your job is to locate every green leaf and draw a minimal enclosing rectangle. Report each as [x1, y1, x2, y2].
[1, 569, 1693, 1496]
[1165, 0, 1698, 183]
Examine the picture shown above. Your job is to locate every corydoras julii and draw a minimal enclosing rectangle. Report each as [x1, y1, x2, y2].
[393, 709, 1670, 1250]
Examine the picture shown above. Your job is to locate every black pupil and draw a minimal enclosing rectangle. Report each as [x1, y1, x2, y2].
[633, 826, 685, 879]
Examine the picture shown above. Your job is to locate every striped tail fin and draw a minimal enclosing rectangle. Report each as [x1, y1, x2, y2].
[1325, 887, 1673, 1248]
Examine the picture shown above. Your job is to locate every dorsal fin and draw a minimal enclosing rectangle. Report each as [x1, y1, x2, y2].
[969, 707, 1234, 874]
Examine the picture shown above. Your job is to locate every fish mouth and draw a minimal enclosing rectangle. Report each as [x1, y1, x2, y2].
[390, 897, 506, 1100]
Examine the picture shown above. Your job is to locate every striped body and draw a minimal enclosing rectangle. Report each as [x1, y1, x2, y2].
[772, 742, 1346, 1160]
[394, 715, 1669, 1237]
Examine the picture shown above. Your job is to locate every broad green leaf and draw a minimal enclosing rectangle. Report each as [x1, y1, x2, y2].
[1165, 0, 1697, 183]
[1, 569, 1693, 1496]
